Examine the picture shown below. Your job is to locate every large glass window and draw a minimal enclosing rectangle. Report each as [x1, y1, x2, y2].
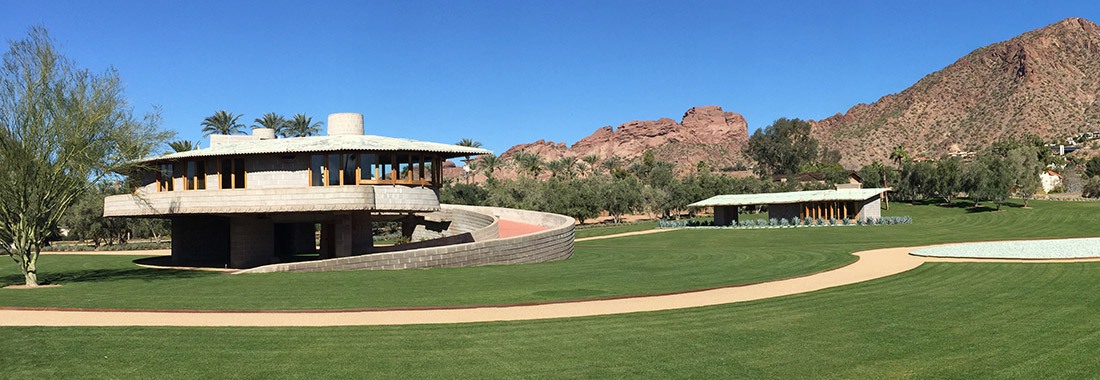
[185, 161, 206, 190]
[221, 159, 232, 189]
[220, 158, 246, 189]
[233, 158, 245, 188]
[326, 154, 340, 186]
[310, 155, 324, 186]
[343, 154, 358, 185]
[359, 154, 376, 182]
[159, 164, 174, 192]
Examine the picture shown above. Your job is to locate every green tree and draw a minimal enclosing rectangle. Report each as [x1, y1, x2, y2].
[477, 154, 503, 180]
[581, 154, 600, 177]
[455, 139, 483, 149]
[1007, 147, 1043, 207]
[544, 158, 566, 180]
[1085, 156, 1100, 178]
[933, 156, 963, 203]
[200, 110, 245, 136]
[0, 27, 172, 286]
[597, 176, 642, 223]
[889, 145, 909, 168]
[512, 151, 545, 178]
[744, 118, 820, 175]
[168, 140, 199, 152]
[281, 114, 323, 138]
[253, 112, 286, 132]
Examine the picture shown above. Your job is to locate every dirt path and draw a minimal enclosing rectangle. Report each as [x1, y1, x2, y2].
[38, 249, 171, 256]
[5, 242, 1099, 327]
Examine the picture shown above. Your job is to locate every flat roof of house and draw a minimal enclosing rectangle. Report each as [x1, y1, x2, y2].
[137, 135, 492, 163]
[688, 188, 889, 207]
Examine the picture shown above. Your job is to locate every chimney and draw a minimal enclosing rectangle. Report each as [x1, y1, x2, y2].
[252, 128, 276, 139]
[327, 113, 364, 136]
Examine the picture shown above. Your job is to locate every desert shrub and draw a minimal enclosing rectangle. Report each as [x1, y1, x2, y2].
[816, 217, 825, 226]
[828, 217, 837, 226]
[756, 219, 768, 227]
[769, 218, 778, 227]
[804, 216, 814, 225]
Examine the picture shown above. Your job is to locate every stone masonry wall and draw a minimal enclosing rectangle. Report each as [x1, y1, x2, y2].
[238, 205, 573, 273]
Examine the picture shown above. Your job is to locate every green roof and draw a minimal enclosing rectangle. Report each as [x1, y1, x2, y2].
[138, 135, 492, 163]
[688, 188, 889, 207]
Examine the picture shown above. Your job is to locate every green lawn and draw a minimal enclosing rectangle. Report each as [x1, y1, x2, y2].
[574, 220, 658, 238]
[5, 260, 1100, 378]
[2, 199, 1098, 310]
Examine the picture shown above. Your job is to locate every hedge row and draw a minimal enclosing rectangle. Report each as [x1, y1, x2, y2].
[658, 216, 913, 229]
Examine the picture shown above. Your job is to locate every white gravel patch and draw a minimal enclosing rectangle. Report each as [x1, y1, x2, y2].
[911, 238, 1100, 259]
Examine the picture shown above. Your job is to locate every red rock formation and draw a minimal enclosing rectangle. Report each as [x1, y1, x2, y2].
[499, 105, 750, 170]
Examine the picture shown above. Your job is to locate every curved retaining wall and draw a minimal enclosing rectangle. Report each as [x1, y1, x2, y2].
[239, 205, 573, 273]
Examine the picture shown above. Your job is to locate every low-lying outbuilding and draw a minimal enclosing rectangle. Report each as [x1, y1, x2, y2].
[689, 188, 889, 226]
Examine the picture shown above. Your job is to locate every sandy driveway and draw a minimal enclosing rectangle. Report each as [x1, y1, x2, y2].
[5, 239, 1098, 327]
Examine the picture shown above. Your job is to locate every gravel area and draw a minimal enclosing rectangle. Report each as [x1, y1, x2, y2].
[911, 238, 1100, 259]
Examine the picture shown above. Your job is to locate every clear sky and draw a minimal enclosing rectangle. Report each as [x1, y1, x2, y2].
[3, 1, 1098, 157]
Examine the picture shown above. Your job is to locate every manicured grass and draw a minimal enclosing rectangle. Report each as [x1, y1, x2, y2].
[574, 220, 658, 239]
[5, 260, 1100, 378]
[1, 199, 1097, 311]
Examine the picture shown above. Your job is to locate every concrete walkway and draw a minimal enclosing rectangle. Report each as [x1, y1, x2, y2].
[6, 240, 1099, 327]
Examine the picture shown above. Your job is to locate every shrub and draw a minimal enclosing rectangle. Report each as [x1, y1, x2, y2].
[828, 217, 837, 226]
[842, 218, 851, 225]
[804, 216, 814, 225]
[780, 218, 790, 227]
[769, 218, 778, 227]
[816, 217, 825, 226]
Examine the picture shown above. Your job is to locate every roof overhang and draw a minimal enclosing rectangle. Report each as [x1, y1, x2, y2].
[137, 135, 491, 164]
[688, 188, 890, 208]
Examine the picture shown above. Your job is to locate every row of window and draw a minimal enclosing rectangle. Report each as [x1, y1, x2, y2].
[154, 153, 445, 192]
[307, 153, 442, 187]
[157, 158, 245, 192]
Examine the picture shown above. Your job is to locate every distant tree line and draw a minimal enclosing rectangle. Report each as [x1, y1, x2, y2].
[443, 149, 829, 224]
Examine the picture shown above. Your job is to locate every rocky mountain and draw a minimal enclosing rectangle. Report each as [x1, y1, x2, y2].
[811, 17, 1100, 167]
[500, 105, 750, 170]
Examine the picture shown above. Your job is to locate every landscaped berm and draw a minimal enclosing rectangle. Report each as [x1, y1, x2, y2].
[4, 199, 1100, 378]
[104, 112, 576, 272]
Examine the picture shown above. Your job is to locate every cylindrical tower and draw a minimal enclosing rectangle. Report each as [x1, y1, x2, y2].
[327, 113, 365, 136]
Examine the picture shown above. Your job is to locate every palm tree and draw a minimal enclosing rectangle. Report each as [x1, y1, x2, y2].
[253, 112, 287, 133]
[545, 159, 566, 180]
[512, 151, 545, 178]
[282, 114, 324, 137]
[600, 156, 623, 175]
[201, 110, 245, 136]
[889, 145, 909, 168]
[168, 140, 199, 152]
[557, 157, 578, 180]
[478, 154, 502, 180]
[455, 138, 483, 149]
[455, 139, 484, 170]
[581, 154, 600, 177]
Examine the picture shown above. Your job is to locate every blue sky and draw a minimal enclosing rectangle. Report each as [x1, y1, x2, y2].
[3, 1, 1098, 156]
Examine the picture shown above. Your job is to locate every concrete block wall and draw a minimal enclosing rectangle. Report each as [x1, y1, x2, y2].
[768, 203, 801, 221]
[238, 204, 573, 274]
[229, 216, 275, 268]
[410, 208, 498, 241]
[859, 195, 882, 220]
[104, 186, 441, 216]
[246, 155, 309, 189]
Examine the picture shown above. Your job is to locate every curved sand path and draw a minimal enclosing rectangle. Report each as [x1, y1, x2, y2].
[4, 237, 1100, 327]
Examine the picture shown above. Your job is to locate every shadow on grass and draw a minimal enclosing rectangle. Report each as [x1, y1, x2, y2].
[1, 267, 213, 286]
[901, 197, 1019, 213]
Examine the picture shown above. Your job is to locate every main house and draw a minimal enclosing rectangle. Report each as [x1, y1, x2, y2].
[104, 113, 489, 268]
